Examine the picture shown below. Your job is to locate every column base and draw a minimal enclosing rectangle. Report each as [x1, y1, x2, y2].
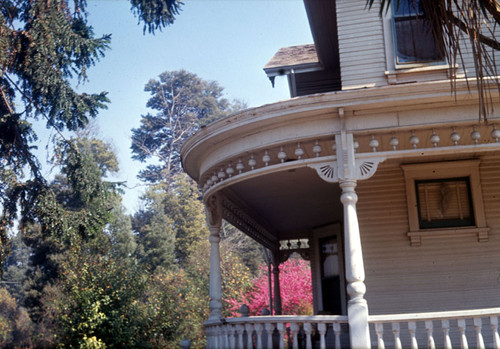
[348, 300, 370, 348]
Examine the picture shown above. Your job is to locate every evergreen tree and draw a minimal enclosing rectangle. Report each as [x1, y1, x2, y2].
[0, 0, 183, 271]
[1, 232, 31, 304]
[133, 174, 207, 271]
[131, 70, 243, 184]
[133, 192, 177, 272]
[22, 136, 122, 321]
[106, 202, 137, 260]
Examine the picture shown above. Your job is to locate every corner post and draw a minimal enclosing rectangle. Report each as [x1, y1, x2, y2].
[336, 132, 370, 348]
[271, 250, 283, 315]
[205, 193, 223, 321]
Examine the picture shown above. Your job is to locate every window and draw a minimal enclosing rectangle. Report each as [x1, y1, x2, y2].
[402, 160, 489, 246]
[415, 178, 474, 229]
[392, 0, 444, 65]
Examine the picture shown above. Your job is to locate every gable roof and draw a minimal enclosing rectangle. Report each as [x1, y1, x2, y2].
[263, 0, 341, 96]
[264, 44, 320, 72]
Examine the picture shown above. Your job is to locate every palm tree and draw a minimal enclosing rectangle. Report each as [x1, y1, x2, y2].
[367, 0, 500, 120]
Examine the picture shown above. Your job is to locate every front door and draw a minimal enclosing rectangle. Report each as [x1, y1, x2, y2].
[313, 223, 346, 315]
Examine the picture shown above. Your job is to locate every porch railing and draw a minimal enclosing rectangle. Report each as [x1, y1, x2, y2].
[205, 307, 500, 348]
[204, 315, 349, 349]
[369, 307, 500, 349]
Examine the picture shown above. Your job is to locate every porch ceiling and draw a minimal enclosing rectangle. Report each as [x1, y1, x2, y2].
[223, 167, 342, 239]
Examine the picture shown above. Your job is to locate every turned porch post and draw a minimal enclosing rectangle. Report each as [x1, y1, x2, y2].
[271, 250, 283, 315]
[337, 133, 370, 348]
[206, 194, 223, 320]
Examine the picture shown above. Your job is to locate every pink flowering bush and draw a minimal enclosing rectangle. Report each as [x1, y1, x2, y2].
[226, 259, 313, 316]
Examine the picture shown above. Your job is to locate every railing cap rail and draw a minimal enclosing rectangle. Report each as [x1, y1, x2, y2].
[204, 315, 348, 327]
[369, 307, 500, 323]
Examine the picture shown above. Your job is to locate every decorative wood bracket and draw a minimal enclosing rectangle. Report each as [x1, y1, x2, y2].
[356, 157, 386, 180]
[308, 162, 339, 183]
[308, 157, 385, 183]
[308, 133, 385, 183]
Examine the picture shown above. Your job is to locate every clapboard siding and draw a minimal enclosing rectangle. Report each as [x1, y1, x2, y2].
[335, 1, 500, 90]
[337, 0, 387, 89]
[356, 155, 500, 315]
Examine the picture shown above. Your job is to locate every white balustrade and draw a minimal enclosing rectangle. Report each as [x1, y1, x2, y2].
[204, 315, 348, 349]
[205, 308, 500, 348]
[369, 307, 500, 349]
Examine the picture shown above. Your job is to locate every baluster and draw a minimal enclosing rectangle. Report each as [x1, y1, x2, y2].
[304, 322, 313, 349]
[277, 322, 286, 349]
[205, 326, 213, 349]
[290, 323, 300, 349]
[227, 325, 236, 349]
[474, 317, 485, 349]
[318, 323, 327, 349]
[442, 320, 452, 349]
[458, 319, 469, 349]
[408, 321, 418, 349]
[491, 316, 500, 349]
[254, 323, 263, 349]
[425, 320, 436, 349]
[211, 326, 218, 349]
[392, 322, 402, 349]
[265, 323, 275, 349]
[245, 323, 254, 349]
[236, 324, 245, 349]
[375, 323, 385, 349]
[213, 325, 221, 349]
[222, 325, 230, 349]
[333, 322, 342, 349]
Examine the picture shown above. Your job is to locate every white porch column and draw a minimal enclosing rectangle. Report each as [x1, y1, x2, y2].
[340, 179, 370, 348]
[206, 194, 223, 320]
[337, 131, 370, 348]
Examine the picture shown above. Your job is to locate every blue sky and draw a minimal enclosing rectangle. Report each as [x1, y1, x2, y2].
[64, 0, 313, 213]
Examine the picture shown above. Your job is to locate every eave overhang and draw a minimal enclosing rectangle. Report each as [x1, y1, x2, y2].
[181, 79, 500, 183]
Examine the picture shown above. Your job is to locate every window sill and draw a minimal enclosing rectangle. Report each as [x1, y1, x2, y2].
[385, 64, 455, 84]
[407, 226, 490, 247]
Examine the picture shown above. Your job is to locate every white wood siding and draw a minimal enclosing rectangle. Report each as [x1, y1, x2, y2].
[356, 154, 500, 315]
[336, 0, 387, 90]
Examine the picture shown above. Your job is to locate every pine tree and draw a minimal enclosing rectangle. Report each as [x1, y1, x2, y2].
[131, 70, 243, 184]
[0, 0, 183, 271]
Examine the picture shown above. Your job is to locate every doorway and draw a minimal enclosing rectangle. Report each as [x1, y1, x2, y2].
[312, 223, 346, 315]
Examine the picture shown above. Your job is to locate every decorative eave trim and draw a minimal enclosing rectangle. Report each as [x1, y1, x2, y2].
[202, 141, 500, 199]
[221, 197, 277, 250]
[181, 79, 500, 180]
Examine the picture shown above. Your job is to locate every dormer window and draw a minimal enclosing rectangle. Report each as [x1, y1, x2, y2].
[392, 0, 444, 65]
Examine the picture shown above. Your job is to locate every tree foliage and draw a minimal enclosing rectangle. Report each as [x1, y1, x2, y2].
[130, 0, 183, 34]
[20, 136, 121, 322]
[131, 70, 239, 184]
[0, 287, 33, 347]
[133, 174, 209, 270]
[41, 251, 148, 348]
[367, 0, 500, 119]
[0, 0, 184, 272]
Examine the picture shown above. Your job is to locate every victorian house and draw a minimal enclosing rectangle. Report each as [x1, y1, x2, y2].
[181, 0, 500, 347]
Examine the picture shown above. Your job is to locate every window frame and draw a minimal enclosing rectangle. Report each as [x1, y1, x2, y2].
[415, 177, 475, 229]
[381, 0, 450, 83]
[391, 0, 445, 67]
[401, 160, 489, 246]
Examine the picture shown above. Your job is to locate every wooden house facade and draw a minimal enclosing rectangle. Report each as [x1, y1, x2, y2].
[181, 0, 500, 347]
